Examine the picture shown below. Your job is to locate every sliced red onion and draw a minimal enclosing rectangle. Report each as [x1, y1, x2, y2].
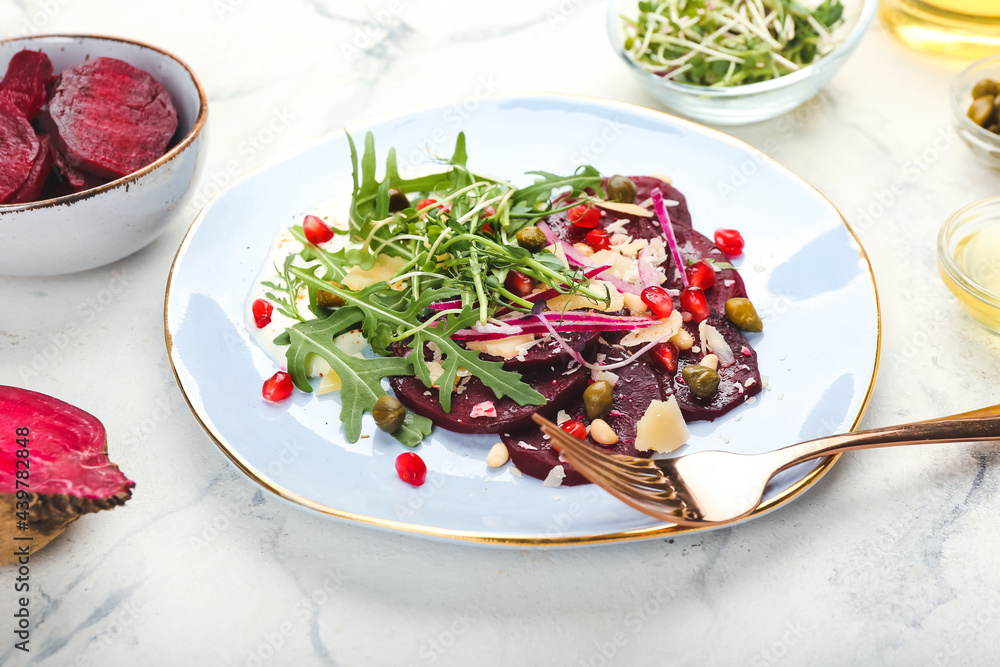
[532, 313, 679, 372]
[535, 221, 590, 267]
[453, 311, 656, 341]
[428, 299, 463, 311]
[597, 272, 643, 295]
[651, 188, 688, 288]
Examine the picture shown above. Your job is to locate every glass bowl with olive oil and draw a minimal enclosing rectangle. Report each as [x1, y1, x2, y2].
[939, 197, 1000, 333]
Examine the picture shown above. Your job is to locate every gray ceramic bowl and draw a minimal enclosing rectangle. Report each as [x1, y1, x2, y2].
[0, 34, 208, 276]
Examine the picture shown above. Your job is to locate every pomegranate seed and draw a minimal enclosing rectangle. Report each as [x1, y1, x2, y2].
[262, 371, 294, 402]
[395, 452, 427, 486]
[505, 270, 536, 297]
[484, 205, 497, 218]
[303, 215, 334, 244]
[585, 228, 610, 251]
[680, 287, 710, 323]
[568, 205, 600, 229]
[641, 286, 674, 319]
[649, 342, 679, 373]
[417, 198, 439, 211]
[252, 299, 273, 328]
[714, 228, 744, 256]
[561, 419, 588, 440]
[686, 260, 716, 290]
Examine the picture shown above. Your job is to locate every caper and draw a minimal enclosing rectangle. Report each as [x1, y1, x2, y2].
[316, 281, 346, 308]
[682, 365, 720, 399]
[968, 96, 996, 128]
[724, 297, 763, 332]
[372, 395, 406, 433]
[606, 175, 638, 203]
[516, 226, 548, 253]
[624, 36, 635, 51]
[388, 188, 410, 213]
[583, 380, 614, 420]
[972, 78, 998, 100]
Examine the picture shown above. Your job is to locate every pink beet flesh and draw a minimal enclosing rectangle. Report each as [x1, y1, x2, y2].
[0, 386, 134, 498]
[42, 57, 178, 180]
[0, 49, 53, 121]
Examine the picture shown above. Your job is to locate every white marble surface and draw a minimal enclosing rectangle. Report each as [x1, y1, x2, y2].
[1, 1, 999, 665]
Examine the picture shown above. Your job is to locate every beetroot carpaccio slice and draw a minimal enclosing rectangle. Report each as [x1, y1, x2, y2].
[42, 57, 178, 180]
[0, 386, 134, 565]
[8, 133, 53, 204]
[671, 315, 762, 421]
[500, 338, 663, 486]
[0, 49, 53, 121]
[50, 141, 107, 193]
[389, 362, 589, 434]
[0, 96, 39, 203]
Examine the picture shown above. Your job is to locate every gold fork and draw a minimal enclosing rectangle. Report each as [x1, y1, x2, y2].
[533, 405, 1000, 526]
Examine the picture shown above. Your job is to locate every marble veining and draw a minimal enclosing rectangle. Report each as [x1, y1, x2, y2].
[1, 0, 1000, 665]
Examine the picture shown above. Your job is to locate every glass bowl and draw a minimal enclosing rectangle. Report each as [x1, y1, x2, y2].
[951, 55, 1000, 170]
[607, 0, 878, 125]
[938, 196, 1000, 334]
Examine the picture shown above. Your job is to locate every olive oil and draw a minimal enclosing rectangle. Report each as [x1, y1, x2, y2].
[880, 0, 1000, 60]
[941, 224, 1000, 332]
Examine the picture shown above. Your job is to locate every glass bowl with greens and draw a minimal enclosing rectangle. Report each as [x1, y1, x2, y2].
[608, 0, 877, 125]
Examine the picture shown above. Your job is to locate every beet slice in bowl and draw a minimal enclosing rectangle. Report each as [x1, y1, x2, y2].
[41, 57, 178, 180]
[0, 49, 53, 121]
[0, 386, 134, 564]
[0, 97, 39, 203]
[8, 133, 52, 204]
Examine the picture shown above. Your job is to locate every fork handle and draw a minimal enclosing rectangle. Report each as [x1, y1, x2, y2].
[770, 404, 1000, 472]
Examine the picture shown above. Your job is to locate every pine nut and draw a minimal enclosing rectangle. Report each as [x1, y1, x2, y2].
[573, 243, 594, 257]
[701, 354, 719, 371]
[670, 328, 694, 350]
[623, 292, 648, 315]
[486, 442, 509, 468]
[589, 419, 619, 445]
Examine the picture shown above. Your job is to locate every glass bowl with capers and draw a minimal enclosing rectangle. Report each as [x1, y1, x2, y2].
[953, 55, 1000, 170]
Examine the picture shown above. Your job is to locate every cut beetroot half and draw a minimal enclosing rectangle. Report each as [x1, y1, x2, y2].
[42, 57, 177, 180]
[8, 133, 53, 204]
[50, 142, 107, 193]
[0, 386, 134, 565]
[0, 97, 39, 203]
[0, 49, 53, 121]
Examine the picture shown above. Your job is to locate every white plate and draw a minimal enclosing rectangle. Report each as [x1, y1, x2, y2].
[165, 95, 880, 547]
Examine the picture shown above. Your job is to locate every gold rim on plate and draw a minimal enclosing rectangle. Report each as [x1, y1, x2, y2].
[164, 94, 881, 547]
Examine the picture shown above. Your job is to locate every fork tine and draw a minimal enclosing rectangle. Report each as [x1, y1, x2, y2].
[536, 417, 673, 489]
[533, 416, 696, 525]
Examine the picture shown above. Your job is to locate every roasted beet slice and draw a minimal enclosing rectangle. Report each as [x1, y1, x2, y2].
[668, 315, 762, 421]
[0, 97, 39, 203]
[628, 175, 693, 230]
[50, 142, 106, 192]
[0, 49, 53, 121]
[8, 133, 52, 204]
[0, 386, 134, 565]
[42, 57, 177, 180]
[389, 363, 589, 434]
[500, 338, 662, 485]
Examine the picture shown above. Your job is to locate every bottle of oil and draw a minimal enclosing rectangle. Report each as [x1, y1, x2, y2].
[880, 0, 1000, 60]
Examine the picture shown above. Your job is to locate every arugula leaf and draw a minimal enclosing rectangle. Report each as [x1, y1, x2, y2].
[511, 166, 602, 209]
[283, 308, 432, 447]
[409, 309, 545, 413]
